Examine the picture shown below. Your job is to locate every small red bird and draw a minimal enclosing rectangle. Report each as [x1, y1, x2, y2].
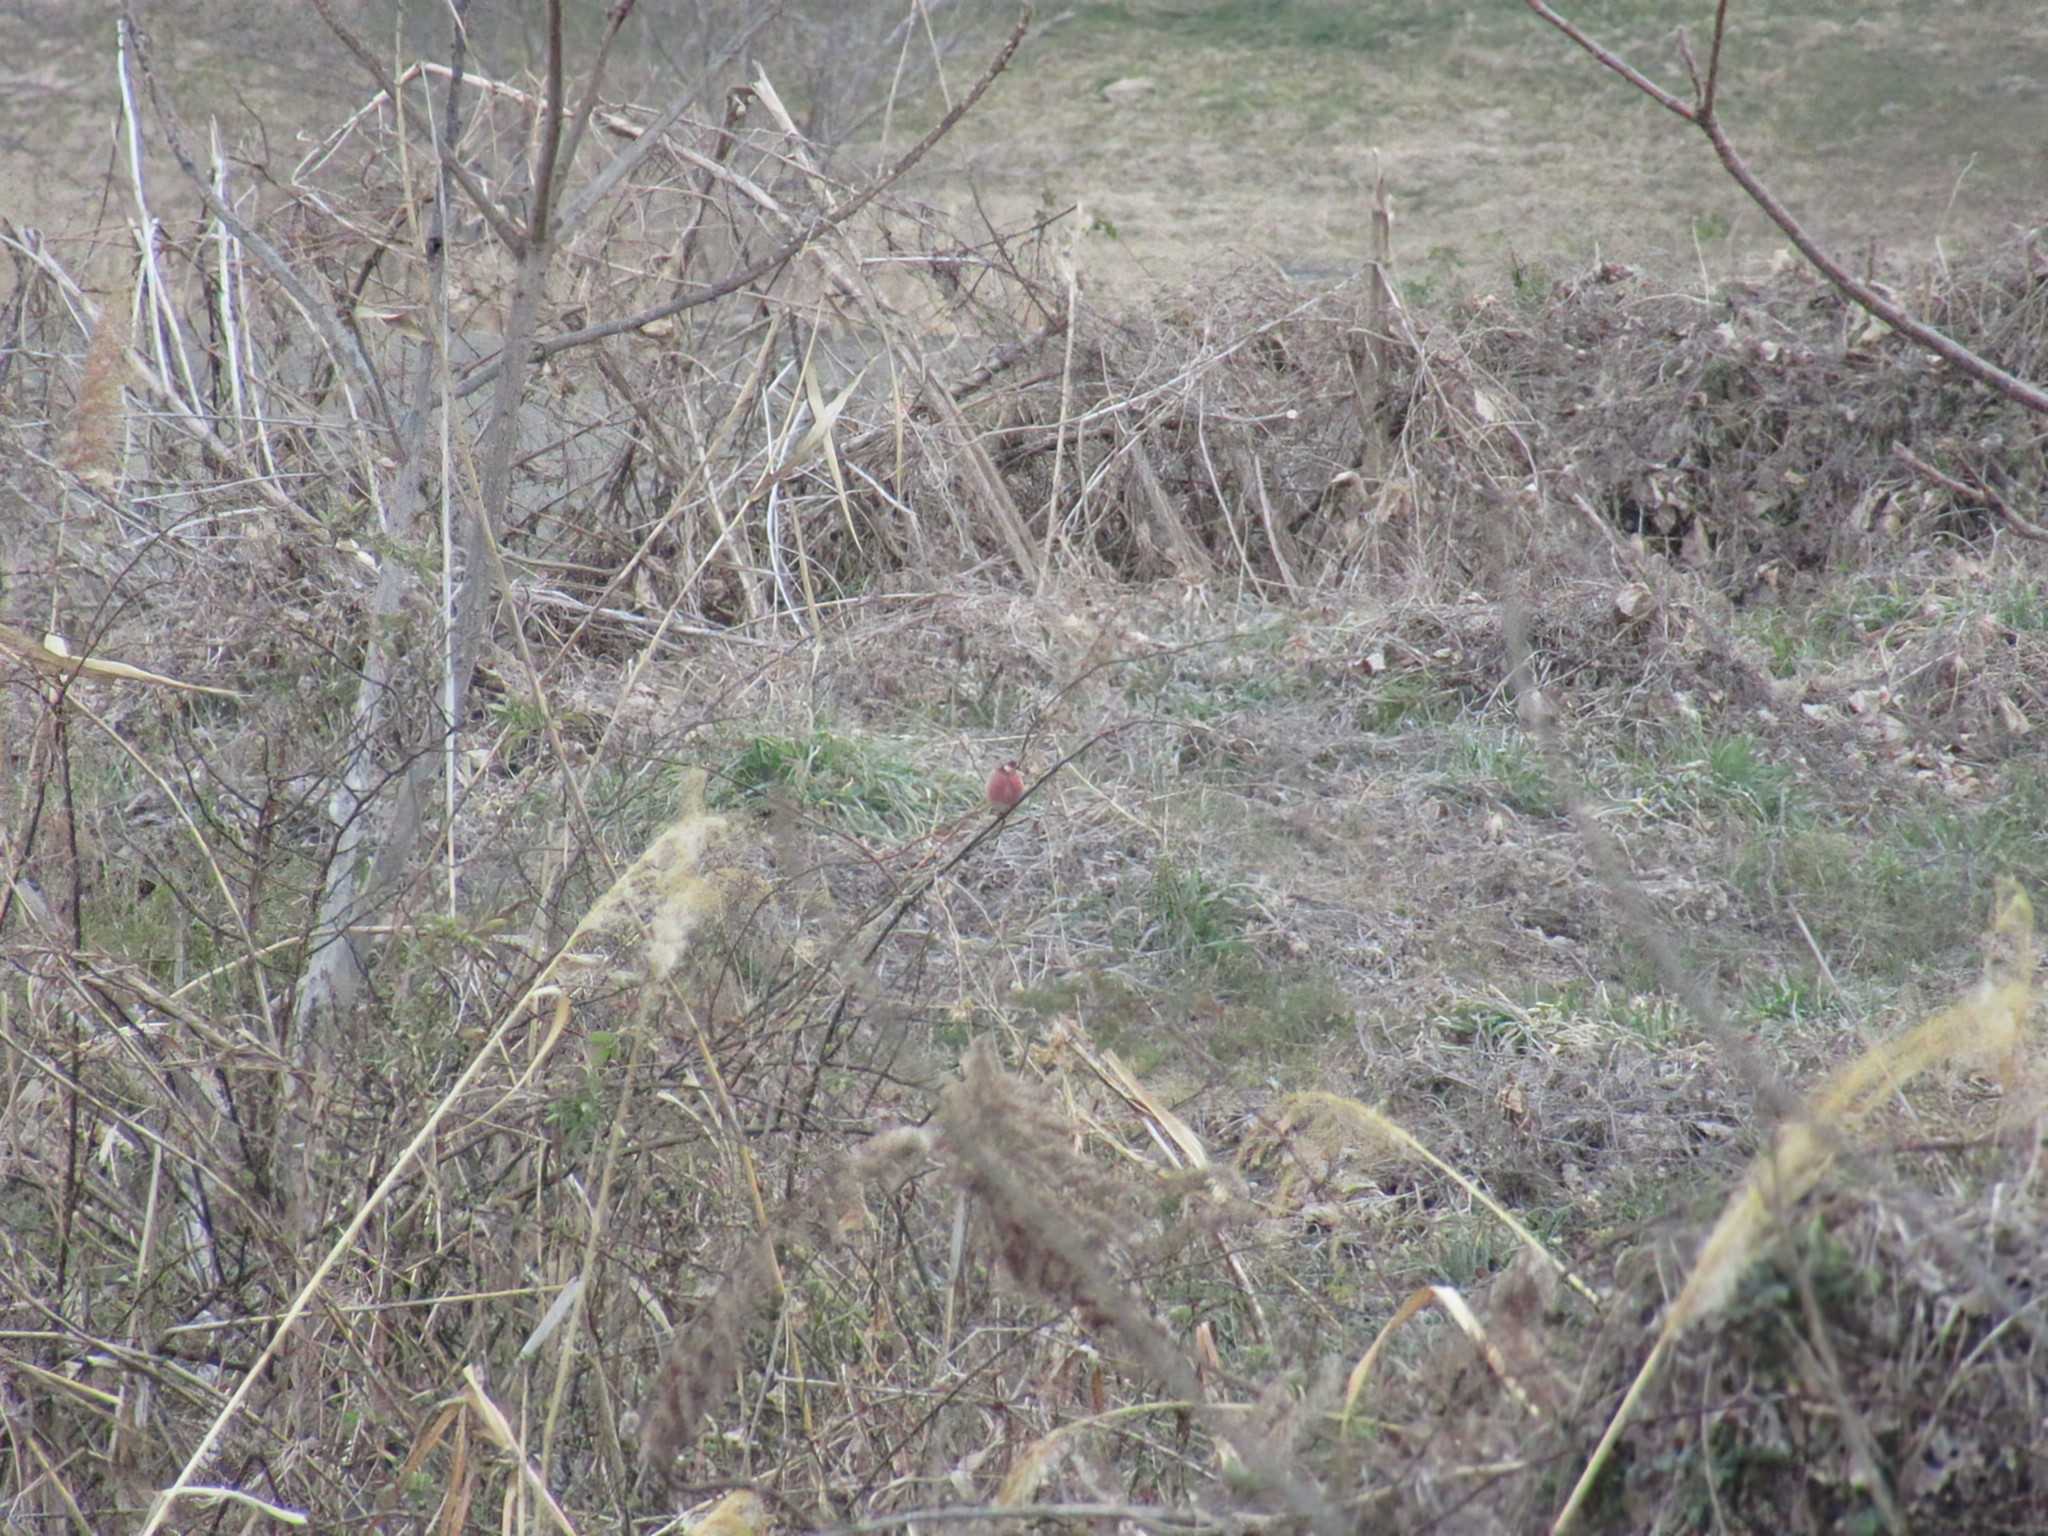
[986, 760, 1025, 812]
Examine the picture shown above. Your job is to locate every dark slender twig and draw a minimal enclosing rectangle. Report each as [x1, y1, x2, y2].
[447, 156, 527, 257]
[671, 86, 752, 285]
[548, 0, 640, 222]
[1893, 443, 2048, 541]
[302, 0, 526, 255]
[1675, 29, 1704, 105]
[1701, 0, 1730, 120]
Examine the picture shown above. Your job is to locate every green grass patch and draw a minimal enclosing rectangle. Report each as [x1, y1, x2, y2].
[1626, 728, 1803, 829]
[719, 729, 950, 836]
[1353, 669, 1467, 733]
[1701, 733, 1799, 825]
[1138, 856, 1254, 969]
[1072, 1, 1460, 54]
[1992, 576, 2048, 631]
[1433, 982, 1688, 1053]
[1741, 969, 1836, 1035]
[1736, 764, 2048, 972]
[1443, 730, 1566, 818]
[1807, 574, 1927, 643]
[543, 1029, 626, 1156]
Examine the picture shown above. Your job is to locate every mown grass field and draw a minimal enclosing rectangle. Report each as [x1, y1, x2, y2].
[913, 0, 2047, 290]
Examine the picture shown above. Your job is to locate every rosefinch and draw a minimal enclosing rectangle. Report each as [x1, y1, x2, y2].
[986, 760, 1025, 812]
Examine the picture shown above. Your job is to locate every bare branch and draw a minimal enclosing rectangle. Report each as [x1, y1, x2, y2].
[457, 7, 1035, 397]
[442, 152, 529, 259]
[525, 0, 567, 246]
[1693, 116, 2048, 415]
[1522, 0, 1696, 121]
[1702, 0, 1731, 120]
[1675, 29, 1704, 109]
[1893, 444, 2048, 542]
[551, 7, 778, 243]
[549, 81, 706, 244]
[302, 0, 526, 255]
[1524, 0, 2048, 418]
[550, 0, 641, 218]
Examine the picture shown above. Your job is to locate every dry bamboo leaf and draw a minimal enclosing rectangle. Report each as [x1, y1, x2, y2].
[1341, 1284, 1545, 1432]
[460, 1368, 581, 1536]
[1613, 582, 1655, 624]
[1095, 1045, 1210, 1169]
[995, 1430, 1071, 1507]
[0, 624, 243, 698]
[796, 349, 867, 555]
[992, 1402, 1198, 1506]
[1193, 1319, 1224, 1383]
[1244, 1091, 1600, 1305]
[391, 1400, 460, 1485]
[789, 357, 865, 470]
[386, 1400, 461, 1530]
[923, 379, 1041, 578]
[437, 1412, 474, 1536]
[518, 1275, 585, 1361]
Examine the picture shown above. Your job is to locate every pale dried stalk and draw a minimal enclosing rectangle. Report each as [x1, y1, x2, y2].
[117, 25, 201, 417]
[1348, 150, 1397, 479]
[1037, 208, 1084, 589]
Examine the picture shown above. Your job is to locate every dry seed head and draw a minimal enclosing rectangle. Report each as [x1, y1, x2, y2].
[62, 303, 131, 487]
[935, 1043, 1177, 1369]
[640, 1127, 936, 1474]
[574, 773, 771, 985]
[639, 1237, 774, 1477]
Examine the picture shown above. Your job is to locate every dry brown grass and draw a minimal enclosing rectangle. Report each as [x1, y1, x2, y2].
[4, 10, 2048, 1534]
